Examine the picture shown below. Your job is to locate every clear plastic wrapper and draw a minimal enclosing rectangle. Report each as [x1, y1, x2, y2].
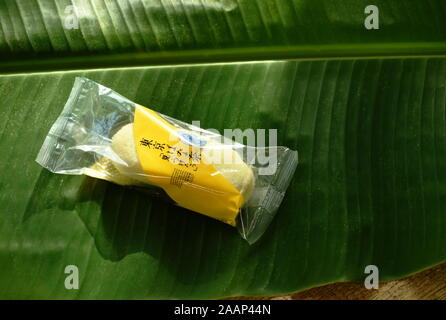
[36, 77, 298, 244]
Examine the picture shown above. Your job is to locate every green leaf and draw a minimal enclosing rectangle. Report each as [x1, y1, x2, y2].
[2, 0, 446, 72]
[1, 0, 446, 299]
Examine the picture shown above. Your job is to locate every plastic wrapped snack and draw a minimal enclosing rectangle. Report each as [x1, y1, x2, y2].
[36, 77, 298, 244]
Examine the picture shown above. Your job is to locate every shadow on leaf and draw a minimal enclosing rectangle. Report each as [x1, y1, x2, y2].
[75, 176, 248, 285]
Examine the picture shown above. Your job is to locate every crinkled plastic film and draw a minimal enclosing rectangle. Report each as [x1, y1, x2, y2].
[36, 77, 298, 244]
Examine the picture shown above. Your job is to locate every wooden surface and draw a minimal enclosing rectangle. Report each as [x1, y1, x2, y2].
[235, 262, 446, 300]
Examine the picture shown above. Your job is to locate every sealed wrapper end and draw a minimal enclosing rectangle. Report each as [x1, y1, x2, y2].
[36, 77, 298, 244]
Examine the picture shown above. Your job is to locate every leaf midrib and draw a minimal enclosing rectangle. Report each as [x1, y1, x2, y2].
[2, 42, 446, 74]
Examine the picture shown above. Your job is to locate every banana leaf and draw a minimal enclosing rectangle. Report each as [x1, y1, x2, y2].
[0, 0, 446, 299]
[2, 0, 446, 72]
